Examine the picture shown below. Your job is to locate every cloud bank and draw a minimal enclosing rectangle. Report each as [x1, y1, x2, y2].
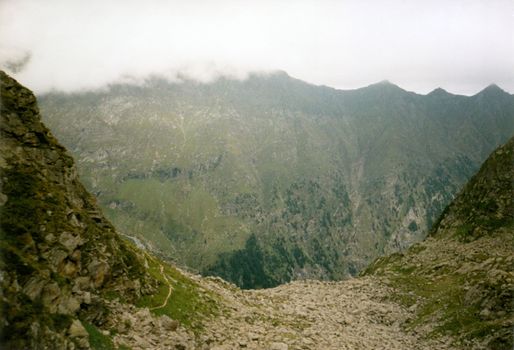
[1, 0, 513, 94]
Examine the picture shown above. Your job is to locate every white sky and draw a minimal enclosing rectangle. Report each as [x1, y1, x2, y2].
[1, 0, 513, 95]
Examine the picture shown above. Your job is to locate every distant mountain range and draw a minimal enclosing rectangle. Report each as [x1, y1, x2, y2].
[39, 72, 514, 288]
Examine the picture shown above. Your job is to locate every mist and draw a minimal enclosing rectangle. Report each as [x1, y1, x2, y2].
[1, 0, 513, 95]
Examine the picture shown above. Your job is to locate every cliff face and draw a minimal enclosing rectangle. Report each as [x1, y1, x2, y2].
[0, 71, 157, 348]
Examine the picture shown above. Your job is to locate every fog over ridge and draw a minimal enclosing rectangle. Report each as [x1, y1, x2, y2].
[1, 0, 513, 95]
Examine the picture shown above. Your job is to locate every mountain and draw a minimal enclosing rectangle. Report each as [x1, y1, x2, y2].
[1, 70, 512, 349]
[366, 136, 514, 349]
[38, 72, 514, 288]
[0, 70, 157, 347]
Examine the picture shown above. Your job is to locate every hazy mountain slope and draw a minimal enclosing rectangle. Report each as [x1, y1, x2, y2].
[366, 136, 514, 349]
[39, 72, 514, 288]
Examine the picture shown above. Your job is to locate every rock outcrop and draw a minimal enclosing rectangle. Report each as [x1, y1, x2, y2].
[0, 71, 157, 348]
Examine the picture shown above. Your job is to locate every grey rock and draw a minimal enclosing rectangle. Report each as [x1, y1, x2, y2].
[69, 319, 89, 338]
[58, 295, 81, 315]
[270, 342, 288, 350]
[41, 282, 61, 311]
[23, 276, 46, 301]
[59, 232, 83, 252]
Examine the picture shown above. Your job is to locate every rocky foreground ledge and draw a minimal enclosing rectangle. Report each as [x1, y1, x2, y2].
[101, 271, 453, 350]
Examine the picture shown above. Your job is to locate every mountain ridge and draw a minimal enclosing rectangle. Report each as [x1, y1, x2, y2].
[38, 71, 514, 288]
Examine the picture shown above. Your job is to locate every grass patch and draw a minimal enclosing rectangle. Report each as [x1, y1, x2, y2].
[83, 321, 115, 350]
[136, 254, 221, 333]
[370, 242, 513, 349]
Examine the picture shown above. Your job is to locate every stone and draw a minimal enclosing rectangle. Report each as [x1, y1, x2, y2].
[82, 291, 92, 304]
[47, 248, 68, 270]
[71, 249, 81, 262]
[87, 259, 110, 288]
[44, 233, 56, 242]
[248, 332, 260, 341]
[41, 282, 61, 311]
[210, 346, 231, 350]
[62, 260, 79, 277]
[69, 319, 91, 348]
[69, 319, 89, 338]
[58, 295, 81, 315]
[160, 315, 179, 331]
[131, 334, 151, 348]
[479, 308, 491, 318]
[23, 276, 46, 301]
[270, 342, 288, 350]
[73, 276, 92, 292]
[0, 192, 7, 206]
[59, 232, 83, 252]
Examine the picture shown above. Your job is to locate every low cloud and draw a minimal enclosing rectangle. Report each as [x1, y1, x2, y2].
[1, 0, 513, 95]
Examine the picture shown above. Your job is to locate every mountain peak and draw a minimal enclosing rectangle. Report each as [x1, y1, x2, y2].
[476, 83, 507, 96]
[427, 87, 451, 96]
[371, 80, 398, 87]
[356, 80, 410, 96]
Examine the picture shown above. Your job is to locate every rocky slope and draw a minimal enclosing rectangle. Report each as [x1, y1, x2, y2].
[366, 136, 514, 349]
[38, 73, 514, 288]
[0, 70, 158, 348]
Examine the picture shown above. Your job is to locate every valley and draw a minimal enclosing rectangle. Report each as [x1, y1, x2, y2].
[39, 72, 514, 288]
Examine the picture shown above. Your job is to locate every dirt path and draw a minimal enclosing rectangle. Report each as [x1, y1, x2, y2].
[150, 264, 173, 310]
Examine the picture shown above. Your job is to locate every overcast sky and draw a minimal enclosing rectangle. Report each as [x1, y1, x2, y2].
[1, 0, 513, 95]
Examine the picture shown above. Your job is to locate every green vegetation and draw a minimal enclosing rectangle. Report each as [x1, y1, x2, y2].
[368, 236, 513, 349]
[40, 73, 514, 288]
[83, 322, 116, 350]
[136, 254, 220, 332]
[366, 137, 514, 349]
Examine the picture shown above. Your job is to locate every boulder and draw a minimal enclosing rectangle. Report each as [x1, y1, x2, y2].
[68, 319, 90, 349]
[69, 319, 89, 338]
[160, 315, 179, 331]
[58, 295, 81, 315]
[59, 232, 83, 252]
[23, 276, 46, 301]
[87, 259, 110, 288]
